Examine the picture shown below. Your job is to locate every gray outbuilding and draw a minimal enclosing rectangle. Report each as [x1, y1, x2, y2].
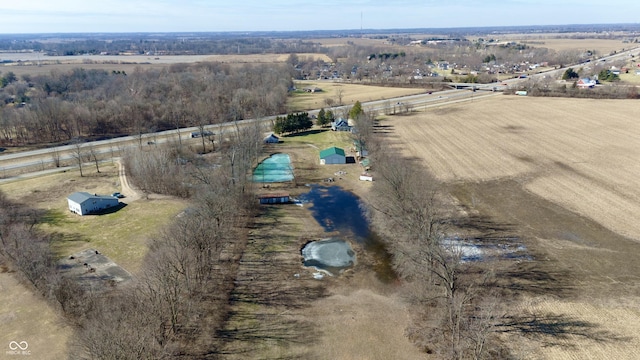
[67, 192, 119, 216]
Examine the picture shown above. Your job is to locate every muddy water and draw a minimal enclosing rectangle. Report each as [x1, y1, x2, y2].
[299, 185, 396, 282]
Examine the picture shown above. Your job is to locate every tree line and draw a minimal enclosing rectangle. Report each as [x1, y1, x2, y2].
[0, 62, 294, 146]
[0, 36, 324, 56]
[352, 110, 509, 359]
[272, 112, 312, 135]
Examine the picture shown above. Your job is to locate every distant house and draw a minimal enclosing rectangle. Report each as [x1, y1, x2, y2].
[263, 133, 280, 143]
[67, 192, 119, 216]
[257, 192, 290, 204]
[331, 118, 351, 131]
[577, 78, 596, 88]
[320, 147, 346, 165]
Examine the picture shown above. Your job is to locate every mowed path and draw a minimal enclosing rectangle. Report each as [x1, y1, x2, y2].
[391, 96, 640, 241]
[389, 95, 640, 359]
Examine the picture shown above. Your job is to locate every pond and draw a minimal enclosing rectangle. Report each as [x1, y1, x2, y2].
[298, 185, 396, 282]
[252, 153, 294, 183]
[301, 238, 356, 276]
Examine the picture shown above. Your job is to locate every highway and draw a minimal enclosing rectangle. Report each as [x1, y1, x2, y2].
[1, 46, 637, 181]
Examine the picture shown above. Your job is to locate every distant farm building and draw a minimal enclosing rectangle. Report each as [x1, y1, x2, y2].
[258, 192, 290, 204]
[263, 133, 280, 143]
[320, 147, 346, 165]
[67, 192, 119, 216]
[577, 78, 596, 88]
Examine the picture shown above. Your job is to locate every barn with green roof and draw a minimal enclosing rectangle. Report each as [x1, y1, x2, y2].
[319, 146, 346, 165]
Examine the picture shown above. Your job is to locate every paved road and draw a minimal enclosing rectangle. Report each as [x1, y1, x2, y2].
[1, 45, 637, 181]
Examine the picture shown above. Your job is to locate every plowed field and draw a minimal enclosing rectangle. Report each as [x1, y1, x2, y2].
[390, 95, 640, 359]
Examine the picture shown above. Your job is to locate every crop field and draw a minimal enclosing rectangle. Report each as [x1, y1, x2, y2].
[389, 95, 640, 359]
[0, 52, 332, 77]
[493, 35, 631, 55]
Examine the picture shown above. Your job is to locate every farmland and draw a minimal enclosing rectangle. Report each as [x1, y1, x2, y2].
[389, 95, 640, 359]
[1, 27, 640, 358]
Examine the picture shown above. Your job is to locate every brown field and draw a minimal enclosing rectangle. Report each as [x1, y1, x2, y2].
[388, 95, 640, 359]
[0, 269, 72, 360]
[521, 38, 629, 55]
[0, 52, 332, 77]
[290, 81, 425, 111]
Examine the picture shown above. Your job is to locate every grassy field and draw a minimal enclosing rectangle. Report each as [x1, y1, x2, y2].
[289, 81, 425, 111]
[0, 164, 187, 273]
[0, 163, 187, 359]
[388, 95, 640, 359]
[0, 269, 72, 360]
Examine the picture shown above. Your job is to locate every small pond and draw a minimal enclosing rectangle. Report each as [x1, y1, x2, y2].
[298, 185, 396, 282]
[253, 153, 294, 183]
[301, 238, 356, 276]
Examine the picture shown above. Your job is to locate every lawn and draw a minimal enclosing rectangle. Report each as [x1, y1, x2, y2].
[0, 164, 188, 273]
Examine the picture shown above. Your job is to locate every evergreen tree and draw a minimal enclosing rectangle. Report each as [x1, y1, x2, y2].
[349, 100, 363, 120]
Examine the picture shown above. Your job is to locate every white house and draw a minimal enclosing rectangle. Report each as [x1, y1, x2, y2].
[67, 192, 119, 216]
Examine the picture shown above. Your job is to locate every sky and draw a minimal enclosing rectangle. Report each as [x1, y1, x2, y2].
[1, 0, 638, 34]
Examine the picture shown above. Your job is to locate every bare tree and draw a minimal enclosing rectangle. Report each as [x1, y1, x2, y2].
[336, 87, 344, 106]
[88, 145, 101, 173]
[50, 147, 62, 168]
[70, 139, 87, 177]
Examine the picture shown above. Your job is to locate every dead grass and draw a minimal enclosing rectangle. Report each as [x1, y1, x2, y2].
[0, 163, 188, 273]
[488, 35, 629, 55]
[0, 270, 72, 360]
[0, 52, 331, 77]
[288, 81, 425, 111]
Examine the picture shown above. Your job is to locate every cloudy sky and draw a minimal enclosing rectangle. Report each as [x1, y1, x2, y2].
[1, 0, 638, 33]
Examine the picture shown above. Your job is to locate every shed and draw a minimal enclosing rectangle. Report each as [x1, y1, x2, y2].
[67, 192, 119, 216]
[258, 192, 290, 204]
[320, 147, 346, 165]
[264, 133, 280, 144]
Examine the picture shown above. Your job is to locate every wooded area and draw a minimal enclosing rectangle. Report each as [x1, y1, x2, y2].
[0, 63, 293, 146]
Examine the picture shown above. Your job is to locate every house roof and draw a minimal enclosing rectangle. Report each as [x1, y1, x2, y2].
[320, 147, 345, 159]
[67, 192, 115, 204]
[332, 118, 348, 127]
[264, 134, 279, 140]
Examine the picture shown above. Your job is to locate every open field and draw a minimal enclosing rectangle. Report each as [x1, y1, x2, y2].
[289, 81, 426, 111]
[0, 164, 187, 273]
[527, 38, 631, 55]
[0, 52, 332, 77]
[0, 268, 72, 360]
[0, 163, 187, 359]
[388, 95, 640, 359]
